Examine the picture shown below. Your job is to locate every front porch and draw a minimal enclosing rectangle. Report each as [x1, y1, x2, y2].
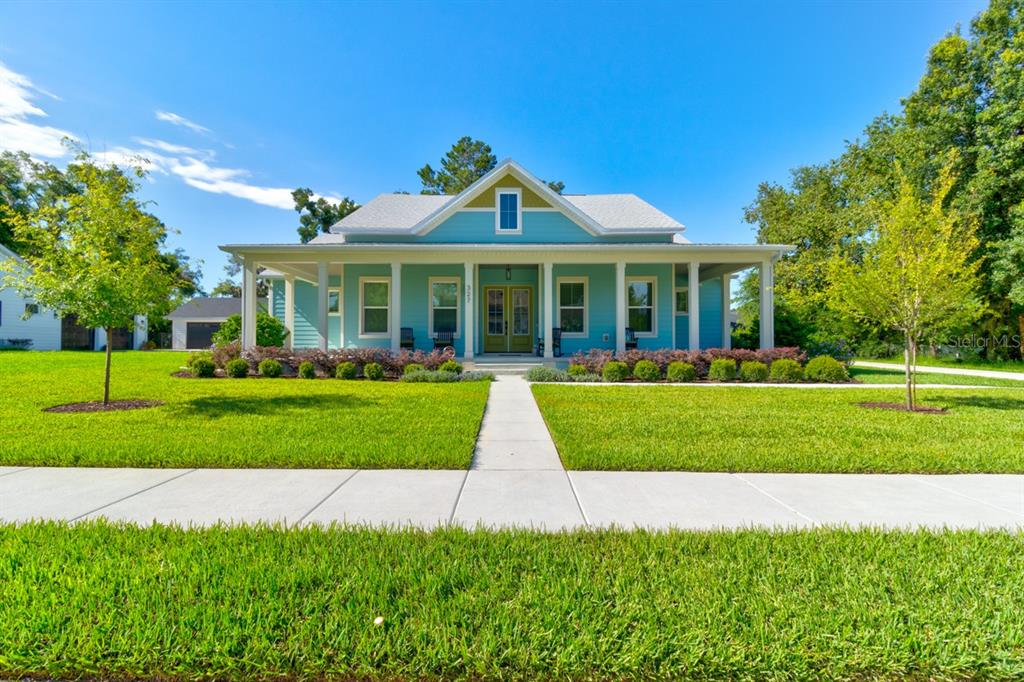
[240, 245, 779, 356]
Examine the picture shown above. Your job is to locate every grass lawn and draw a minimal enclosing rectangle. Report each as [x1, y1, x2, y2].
[532, 384, 1024, 472]
[0, 352, 488, 469]
[858, 355, 1024, 373]
[849, 365, 1024, 387]
[2, 522, 1024, 681]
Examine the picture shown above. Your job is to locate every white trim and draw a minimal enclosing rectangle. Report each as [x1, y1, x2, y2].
[555, 276, 588, 338]
[428, 276, 462, 339]
[688, 261, 700, 351]
[494, 187, 523, 235]
[327, 287, 342, 316]
[674, 286, 689, 314]
[625, 275, 657, 338]
[358, 276, 391, 339]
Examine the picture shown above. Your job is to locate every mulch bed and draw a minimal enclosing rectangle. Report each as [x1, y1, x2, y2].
[44, 400, 164, 414]
[858, 401, 948, 414]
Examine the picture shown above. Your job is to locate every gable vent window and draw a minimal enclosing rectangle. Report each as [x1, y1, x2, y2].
[496, 189, 521, 233]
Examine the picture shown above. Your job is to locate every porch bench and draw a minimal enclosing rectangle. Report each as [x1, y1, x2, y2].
[400, 327, 415, 350]
[536, 327, 562, 357]
[433, 329, 455, 350]
[625, 327, 638, 350]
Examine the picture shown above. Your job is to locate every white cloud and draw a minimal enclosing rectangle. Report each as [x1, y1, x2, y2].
[155, 110, 211, 134]
[0, 61, 75, 158]
[133, 137, 211, 158]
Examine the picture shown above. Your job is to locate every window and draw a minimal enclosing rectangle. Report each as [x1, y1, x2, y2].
[429, 277, 460, 337]
[557, 278, 587, 336]
[675, 287, 688, 314]
[359, 278, 390, 337]
[626, 278, 656, 335]
[495, 188, 521, 233]
[24, 303, 39, 317]
[328, 288, 341, 315]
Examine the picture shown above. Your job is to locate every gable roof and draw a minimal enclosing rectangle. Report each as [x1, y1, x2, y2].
[167, 297, 243, 320]
[329, 159, 684, 238]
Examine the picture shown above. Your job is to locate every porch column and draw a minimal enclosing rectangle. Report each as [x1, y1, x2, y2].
[316, 260, 329, 351]
[463, 262, 474, 359]
[720, 272, 732, 350]
[615, 261, 626, 353]
[759, 259, 775, 349]
[390, 262, 401, 352]
[241, 256, 257, 349]
[337, 264, 345, 348]
[284, 275, 295, 350]
[688, 261, 700, 351]
[543, 261, 554, 359]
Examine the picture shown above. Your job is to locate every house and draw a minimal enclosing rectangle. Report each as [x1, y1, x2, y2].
[221, 159, 788, 357]
[0, 243, 148, 351]
[166, 296, 269, 349]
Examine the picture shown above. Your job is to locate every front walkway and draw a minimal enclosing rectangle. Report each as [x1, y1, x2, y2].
[854, 360, 1024, 381]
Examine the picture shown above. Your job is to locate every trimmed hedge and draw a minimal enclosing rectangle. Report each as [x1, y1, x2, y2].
[708, 358, 737, 381]
[602, 361, 630, 383]
[225, 359, 250, 379]
[189, 358, 215, 378]
[632, 359, 661, 382]
[666, 361, 697, 382]
[258, 359, 282, 378]
[526, 366, 570, 383]
[439, 359, 463, 374]
[298, 361, 316, 380]
[403, 363, 425, 375]
[567, 364, 589, 377]
[363, 362, 385, 381]
[570, 346, 807, 379]
[769, 358, 804, 383]
[805, 356, 850, 383]
[335, 362, 357, 380]
[739, 361, 769, 383]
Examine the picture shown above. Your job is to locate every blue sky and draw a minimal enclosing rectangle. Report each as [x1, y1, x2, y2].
[0, 0, 986, 289]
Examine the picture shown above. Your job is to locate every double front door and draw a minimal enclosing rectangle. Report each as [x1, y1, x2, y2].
[483, 285, 533, 353]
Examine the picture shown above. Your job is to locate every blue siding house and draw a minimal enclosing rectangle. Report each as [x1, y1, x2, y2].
[222, 159, 787, 358]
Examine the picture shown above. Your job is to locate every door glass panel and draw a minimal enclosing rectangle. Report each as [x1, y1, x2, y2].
[487, 289, 504, 335]
[512, 289, 529, 335]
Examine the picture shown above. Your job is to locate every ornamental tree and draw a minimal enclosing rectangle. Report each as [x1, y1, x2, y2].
[829, 159, 982, 410]
[1, 151, 182, 404]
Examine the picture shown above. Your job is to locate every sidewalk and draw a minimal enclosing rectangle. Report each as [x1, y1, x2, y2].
[854, 360, 1024, 381]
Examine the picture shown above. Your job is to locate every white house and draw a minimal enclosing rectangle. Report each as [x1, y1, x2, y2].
[166, 297, 243, 350]
[0, 243, 148, 351]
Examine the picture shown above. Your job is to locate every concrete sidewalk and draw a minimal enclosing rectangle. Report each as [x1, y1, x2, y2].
[3, 466, 1024, 530]
[855, 360, 1024, 381]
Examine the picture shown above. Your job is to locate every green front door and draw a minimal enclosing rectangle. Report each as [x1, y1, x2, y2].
[483, 285, 533, 353]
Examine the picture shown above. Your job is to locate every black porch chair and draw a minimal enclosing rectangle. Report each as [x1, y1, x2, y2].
[433, 328, 455, 350]
[400, 327, 415, 350]
[624, 327, 638, 350]
[536, 327, 562, 357]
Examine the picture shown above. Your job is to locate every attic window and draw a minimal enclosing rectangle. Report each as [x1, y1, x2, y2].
[496, 189, 521, 233]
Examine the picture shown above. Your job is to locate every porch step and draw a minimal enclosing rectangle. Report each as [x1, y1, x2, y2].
[464, 360, 550, 376]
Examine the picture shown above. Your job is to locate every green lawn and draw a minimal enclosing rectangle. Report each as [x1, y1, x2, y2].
[533, 384, 1024, 472]
[858, 355, 1024, 373]
[2, 522, 1023, 681]
[850, 365, 1024, 387]
[0, 352, 488, 469]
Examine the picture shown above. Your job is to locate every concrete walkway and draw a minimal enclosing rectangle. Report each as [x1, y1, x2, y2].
[855, 360, 1024, 381]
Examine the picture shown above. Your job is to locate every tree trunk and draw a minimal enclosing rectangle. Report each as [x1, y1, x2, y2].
[1019, 314, 1024, 360]
[103, 327, 112, 405]
[904, 337, 913, 411]
[909, 338, 918, 411]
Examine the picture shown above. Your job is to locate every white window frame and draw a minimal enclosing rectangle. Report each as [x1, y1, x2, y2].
[675, 286, 688, 315]
[626, 276, 657, 337]
[494, 187, 523, 234]
[358, 277, 391, 339]
[556, 276, 588, 338]
[428, 276, 461, 339]
[327, 287, 342, 316]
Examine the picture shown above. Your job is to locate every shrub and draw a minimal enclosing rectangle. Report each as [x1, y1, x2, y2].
[363, 362, 385, 381]
[225, 358, 249, 378]
[335, 362, 357, 380]
[666, 361, 697, 382]
[708, 358, 737, 381]
[187, 351, 213, 371]
[769, 358, 804, 383]
[211, 312, 289, 348]
[258, 359, 282, 378]
[403, 363, 425, 375]
[190, 358, 215, 378]
[400, 370, 458, 383]
[602, 361, 630, 382]
[568, 372, 602, 383]
[298, 361, 317, 379]
[526, 366, 570, 382]
[459, 371, 495, 382]
[567, 364, 589, 377]
[632, 359, 661, 382]
[739, 361, 769, 383]
[439, 359, 463, 374]
[211, 341, 241, 369]
[805, 355, 850, 383]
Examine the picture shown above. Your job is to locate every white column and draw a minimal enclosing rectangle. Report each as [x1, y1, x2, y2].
[688, 261, 700, 351]
[284, 275, 295, 349]
[390, 262, 401, 352]
[543, 261, 554, 359]
[242, 257, 257, 349]
[463, 262, 474, 359]
[316, 261, 329, 351]
[759, 259, 775, 349]
[337, 264, 345, 348]
[720, 272, 732, 350]
[615, 261, 626, 353]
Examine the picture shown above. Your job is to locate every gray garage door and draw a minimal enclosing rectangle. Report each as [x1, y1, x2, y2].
[186, 322, 221, 349]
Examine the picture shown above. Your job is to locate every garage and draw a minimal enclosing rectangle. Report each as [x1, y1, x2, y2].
[167, 297, 259, 350]
[185, 322, 222, 349]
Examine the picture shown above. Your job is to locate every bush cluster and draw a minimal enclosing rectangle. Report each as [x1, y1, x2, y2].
[804, 356, 850, 383]
[189, 357, 216, 378]
[400, 369, 494, 383]
[602, 361, 630, 383]
[769, 358, 804, 383]
[335, 362, 357, 380]
[439, 359, 463, 374]
[298, 361, 316, 379]
[570, 346, 807, 378]
[226, 358, 250, 379]
[632, 359, 661, 382]
[739, 361, 769, 383]
[525, 366, 570, 383]
[363, 362, 385, 381]
[667, 361, 697, 382]
[239, 346, 458, 378]
[258, 359, 282, 378]
[708, 358, 737, 381]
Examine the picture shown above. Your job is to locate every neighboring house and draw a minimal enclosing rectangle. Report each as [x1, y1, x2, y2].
[166, 297, 267, 350]
[221, 159, 789, 357]
[0, 243, 147, 351]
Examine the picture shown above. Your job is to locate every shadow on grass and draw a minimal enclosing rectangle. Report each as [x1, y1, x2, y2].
[934, 395, 1024, 411]
[170, 393, 381, 418]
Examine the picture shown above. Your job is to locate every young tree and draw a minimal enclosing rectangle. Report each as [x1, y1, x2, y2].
[1, 152, 183, 404]
[829, 161, 982, 410]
